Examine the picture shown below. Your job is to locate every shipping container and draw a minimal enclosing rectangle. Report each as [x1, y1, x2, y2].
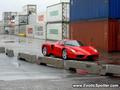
[70, 19, 120, 52]
[26, 25, 34, 38]
[34, 24, 46, 40]
[47, 2, 69, 22]
[28, 15, 37, 25]
[19, 25, 27, 34]
[37, 12, 46, 24]
[70, 0, 120, 22]
[23, 5, 37, 15]
[19, 15, 28, 25]
[2, 12, 17, 20]
[47, 23, 69, 40]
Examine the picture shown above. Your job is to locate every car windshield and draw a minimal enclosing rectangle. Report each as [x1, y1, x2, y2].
[64, 40, 84, 46]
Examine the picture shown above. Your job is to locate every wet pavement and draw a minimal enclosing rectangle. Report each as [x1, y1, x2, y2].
[0, 35, 45, 56]
[0, 35, 120, 90]
[99, 50, 120, 65]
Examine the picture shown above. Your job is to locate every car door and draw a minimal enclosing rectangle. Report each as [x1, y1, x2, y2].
[53, 40, 65, 57]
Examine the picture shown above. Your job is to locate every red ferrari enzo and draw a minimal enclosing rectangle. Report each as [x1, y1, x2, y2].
[42, 39, 99, 60]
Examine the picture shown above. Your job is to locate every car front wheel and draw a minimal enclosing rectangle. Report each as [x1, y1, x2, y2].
[62, 49, 67, 60]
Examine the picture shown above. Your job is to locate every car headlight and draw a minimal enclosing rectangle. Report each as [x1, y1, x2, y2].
[71, 49, 76, 53]
[94, 49, 98, 52]
[89, 46, 98, 52]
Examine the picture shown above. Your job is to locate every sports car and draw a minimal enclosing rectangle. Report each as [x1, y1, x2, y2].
[42, 39, 99, 60]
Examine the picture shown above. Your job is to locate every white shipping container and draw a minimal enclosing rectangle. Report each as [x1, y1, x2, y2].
[28, 15, 37, 25]
[23, 5, 37, 15]
[34, 24, 46, 40]
[47, 3, 69, 22]
[47, 23, 69, 40]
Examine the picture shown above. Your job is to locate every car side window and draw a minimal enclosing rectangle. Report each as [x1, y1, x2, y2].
[59, 40, 65, 45]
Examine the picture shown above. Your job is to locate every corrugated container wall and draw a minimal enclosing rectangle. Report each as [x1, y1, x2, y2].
[47, 2, 69, 22]
[70, 20, 120, 52]
[70, 0, 120, 22]
[118, 21, 120, 51]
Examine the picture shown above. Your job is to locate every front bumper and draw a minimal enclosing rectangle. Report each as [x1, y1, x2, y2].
[68, 52, 99, 60]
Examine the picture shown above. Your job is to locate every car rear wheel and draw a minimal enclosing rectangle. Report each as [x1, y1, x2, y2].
[62, 49, 67, 60]
[42, 47, 48, 56]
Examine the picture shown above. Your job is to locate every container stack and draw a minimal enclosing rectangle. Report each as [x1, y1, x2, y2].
[16, 4, 37, 37]
[19, 15, 28, 35]
[33, 12, 46, 39]
[26, 14, 37, 38]
[46, 2, 70, 40]
[24, 5, 38, 38]
[2, 12, 17, 35]
[70, 0, 120, 52]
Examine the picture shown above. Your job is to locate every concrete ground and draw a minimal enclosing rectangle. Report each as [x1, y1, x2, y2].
[0, 35, 120, 90]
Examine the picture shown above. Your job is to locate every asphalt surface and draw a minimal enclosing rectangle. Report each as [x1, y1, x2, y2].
[0, 35, 120, 90]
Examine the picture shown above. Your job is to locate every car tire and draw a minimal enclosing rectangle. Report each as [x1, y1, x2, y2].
[42, 46, 48, 56]
[62, 49, 67, 60]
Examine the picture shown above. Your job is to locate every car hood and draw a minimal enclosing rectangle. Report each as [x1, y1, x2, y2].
[69, 46, 98, 55]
